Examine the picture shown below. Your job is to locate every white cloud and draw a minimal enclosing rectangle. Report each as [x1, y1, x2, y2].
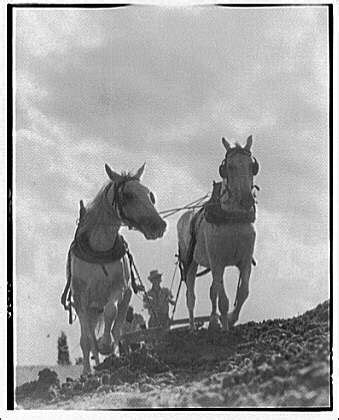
[15, 9, 104, 57]
[13, 6, 330, 365]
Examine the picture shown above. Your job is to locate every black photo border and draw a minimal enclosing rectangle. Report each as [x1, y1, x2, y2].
[7, 1, 334, 412]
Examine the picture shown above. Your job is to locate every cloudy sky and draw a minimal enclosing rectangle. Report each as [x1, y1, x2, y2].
[14, 5, 329, 366]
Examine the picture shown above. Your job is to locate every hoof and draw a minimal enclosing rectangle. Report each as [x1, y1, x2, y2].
[97, 336, 114, 356]
[98, 343, 114, 356]
[227, 311, 238, 328]
[208, 314, 221, 331]
[220, 314, 229, 331]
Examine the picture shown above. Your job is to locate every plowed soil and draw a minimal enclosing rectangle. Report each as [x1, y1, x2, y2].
[15, 300, 330, 409]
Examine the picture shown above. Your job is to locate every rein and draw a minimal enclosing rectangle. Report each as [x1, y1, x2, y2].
[159, 193, 210, 219]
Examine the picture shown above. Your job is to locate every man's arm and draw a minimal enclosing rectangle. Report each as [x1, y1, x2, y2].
[164, 287, 175, 305]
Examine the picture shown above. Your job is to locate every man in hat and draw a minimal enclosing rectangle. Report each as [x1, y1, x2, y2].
[143, 270, 175, 329]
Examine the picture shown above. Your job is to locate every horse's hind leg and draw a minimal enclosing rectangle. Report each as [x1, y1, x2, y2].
[185, 262, 198, 332]
[228, 264, 251, 327]
[111, 287, 132, 353]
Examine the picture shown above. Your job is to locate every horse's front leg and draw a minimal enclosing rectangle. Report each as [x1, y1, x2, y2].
[209, 266, 227, 330]
[218, 279, 230, 331]
[185, 262, 198, 332]
[88, 310, 101, 366]
[78, 313, 91, 375]
[97, 300, 117, 355]
[228, 264, 251, 327]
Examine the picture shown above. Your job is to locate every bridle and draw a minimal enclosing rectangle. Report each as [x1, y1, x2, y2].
[218, 148, 260, 206]
[103, 177, 141, 231]
[219, 147, 259, 180]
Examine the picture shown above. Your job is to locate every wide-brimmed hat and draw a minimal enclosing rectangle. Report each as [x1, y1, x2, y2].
[148, 269, 162, 282]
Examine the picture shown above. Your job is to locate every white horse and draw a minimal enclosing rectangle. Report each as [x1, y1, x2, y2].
[66, 163, 166, 374]
[177, 135, 259, 332]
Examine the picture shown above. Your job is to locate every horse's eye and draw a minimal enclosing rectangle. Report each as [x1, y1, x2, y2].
[150, 192, 155, 204]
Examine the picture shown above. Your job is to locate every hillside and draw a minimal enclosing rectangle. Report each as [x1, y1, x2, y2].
[16, 300, 330, 409]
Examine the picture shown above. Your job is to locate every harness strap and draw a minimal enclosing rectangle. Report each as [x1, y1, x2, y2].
[234, 273, 242, 308]
[61, 199, 84, 320]
[196, 267, 211, 277]
[170, 253, 185, 322]
[101, 265, 109, 276]
[125, 248, 142, 294]
[61, 281, 70, 311]
[61, 247, 72, 311]
[61, 246, 77, 325]
[67, 289, 74, 324]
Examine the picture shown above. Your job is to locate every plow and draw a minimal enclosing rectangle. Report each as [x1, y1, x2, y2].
[120, 315, 211, 346]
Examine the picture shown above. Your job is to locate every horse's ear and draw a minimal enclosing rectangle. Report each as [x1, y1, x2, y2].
[105, 164, 122, 183]
[135, 163, 146, 180]
[222, 137, 231, 151]
[245, 135, 253, 151]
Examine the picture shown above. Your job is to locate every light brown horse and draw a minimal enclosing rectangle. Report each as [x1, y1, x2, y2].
[177, 135, 258, 332]
[67, 163, 166, 374]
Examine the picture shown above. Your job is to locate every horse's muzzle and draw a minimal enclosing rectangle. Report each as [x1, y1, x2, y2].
[142, 217, 167, 240]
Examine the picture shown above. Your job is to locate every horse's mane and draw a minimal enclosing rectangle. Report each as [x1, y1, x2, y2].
[119, 171, 139, 183]
[77, 172, 139, 235]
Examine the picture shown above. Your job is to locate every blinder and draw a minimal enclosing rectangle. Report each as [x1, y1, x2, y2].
[252, 156, 259, 176]
[218, 160, 227, 178]
[219, 149, 259, 179]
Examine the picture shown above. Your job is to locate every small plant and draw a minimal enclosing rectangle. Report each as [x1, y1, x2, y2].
[57, 331, 71, 366]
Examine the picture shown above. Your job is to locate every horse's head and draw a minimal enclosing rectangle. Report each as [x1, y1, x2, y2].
[219, 135, 259, 210]
[104, 163, 167, 240]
